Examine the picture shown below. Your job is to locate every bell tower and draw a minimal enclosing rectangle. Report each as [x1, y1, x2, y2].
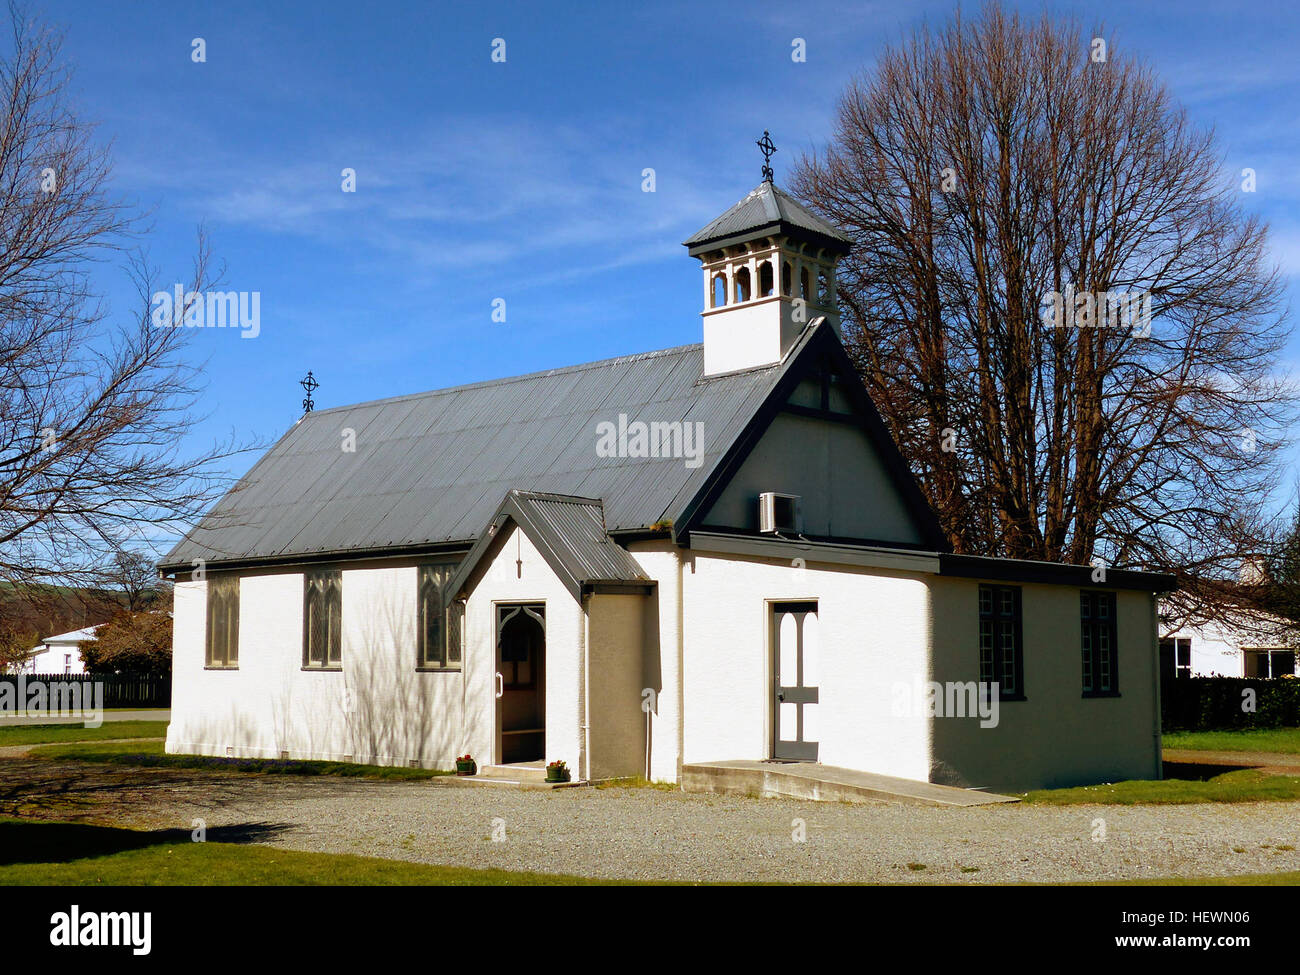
[683, 132, 852, 377]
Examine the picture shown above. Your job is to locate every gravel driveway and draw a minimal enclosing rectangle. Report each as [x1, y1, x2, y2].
[2, 759, 1298, 883]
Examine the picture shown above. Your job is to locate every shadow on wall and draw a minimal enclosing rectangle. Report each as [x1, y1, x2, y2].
[343, 594, 458, 767]
[278, 593, 455, 768]
[183, 587, 460, 769]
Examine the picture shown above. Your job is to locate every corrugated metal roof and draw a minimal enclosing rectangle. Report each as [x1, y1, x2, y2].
[442, 491, 651, 604]
[683, 181, 851, 251]
[160, 342, 786, 569]
[512, 492, 648, 585]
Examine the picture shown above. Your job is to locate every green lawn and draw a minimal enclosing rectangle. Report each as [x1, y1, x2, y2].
[0, 817, 607, 885]
[1164, 727, 1300, 754]
[0, 721, 168, 747]
[28, 739, 452, 780]
[1022, 769, 1300, 805]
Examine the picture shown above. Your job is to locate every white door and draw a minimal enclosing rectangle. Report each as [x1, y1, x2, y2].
[772, 601, 819, 761]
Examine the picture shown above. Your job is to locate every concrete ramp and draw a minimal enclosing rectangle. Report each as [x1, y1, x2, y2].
[681, 760, 1019, 807]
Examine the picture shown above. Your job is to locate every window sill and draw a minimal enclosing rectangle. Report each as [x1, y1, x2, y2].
[1083, 691, 1121, 699]
[300, 666, 342, 673]
[416, 666, 462, 673]
[204, 665, 239, 671]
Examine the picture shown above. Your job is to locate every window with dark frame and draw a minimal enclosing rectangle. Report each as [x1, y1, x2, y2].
[1171, 638, 1191, 678]
[1159, 638, 1193, 684]
[303, 570, 342, 668]
[417, 563, 459, 669]
[978, 584, 1023, 698]
[1081, 591, 1119, 696]
[1245, 648, 1297, 678]
[205, 574, 240, 668]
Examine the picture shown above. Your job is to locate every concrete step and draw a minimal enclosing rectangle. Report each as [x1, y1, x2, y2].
[438, 763, 583, 791]
[682, 760, 1019, 807]
[478, 763, 548, 783]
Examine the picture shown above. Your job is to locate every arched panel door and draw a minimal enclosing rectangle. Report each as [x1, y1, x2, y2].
[772, 601, 819, 761]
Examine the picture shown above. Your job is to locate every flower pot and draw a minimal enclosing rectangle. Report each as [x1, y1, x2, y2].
[456, 760, 476, 776]
[545, 766, 570, 783]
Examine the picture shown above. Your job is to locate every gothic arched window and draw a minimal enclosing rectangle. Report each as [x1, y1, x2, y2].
[734, 266, 751, 303]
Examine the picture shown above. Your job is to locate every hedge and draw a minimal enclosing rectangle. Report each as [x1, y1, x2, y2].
[1162, 676, 1300, 731]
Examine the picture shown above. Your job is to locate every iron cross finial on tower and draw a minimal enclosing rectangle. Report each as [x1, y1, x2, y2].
[300, 370, 319, 413]
[756, 130, 777, 183]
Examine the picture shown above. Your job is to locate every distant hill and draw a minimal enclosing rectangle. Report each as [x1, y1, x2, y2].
[0, 582, 128, 643]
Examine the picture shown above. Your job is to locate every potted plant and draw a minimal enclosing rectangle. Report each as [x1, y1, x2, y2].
[546, 759, 570, 783]
[455, 754, 477, 776]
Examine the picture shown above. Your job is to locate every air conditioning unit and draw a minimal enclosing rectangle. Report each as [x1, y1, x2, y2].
[758, 492, 802, 534]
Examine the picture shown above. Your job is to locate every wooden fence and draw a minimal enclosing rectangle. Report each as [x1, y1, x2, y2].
[0, 673, 170, 710]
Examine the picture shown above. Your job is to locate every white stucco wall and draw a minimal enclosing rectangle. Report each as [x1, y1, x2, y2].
[167, 567, 467, 768]
[701, 298, 801, 375]
[626, 541, 683, 782]
[674, 548, 933, 782]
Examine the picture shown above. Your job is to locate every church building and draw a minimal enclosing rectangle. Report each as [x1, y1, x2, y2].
[160, 157, 1174, 792]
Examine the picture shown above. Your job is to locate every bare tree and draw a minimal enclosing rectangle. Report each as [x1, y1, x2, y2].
[94, 547, 169, 612]
[791, 3, 1293, 624]
[0, 5, 245, 598]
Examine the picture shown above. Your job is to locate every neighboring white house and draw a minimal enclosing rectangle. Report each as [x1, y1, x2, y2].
[18, 625, 99, 675]
[159, 173, 1175, 792]
[1159, 600, 1298, 680]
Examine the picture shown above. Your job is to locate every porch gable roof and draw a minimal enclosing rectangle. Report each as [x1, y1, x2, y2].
[444, 490, 653, 605]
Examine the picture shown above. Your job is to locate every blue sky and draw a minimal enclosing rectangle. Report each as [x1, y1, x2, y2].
[33, 0, 1300, 536]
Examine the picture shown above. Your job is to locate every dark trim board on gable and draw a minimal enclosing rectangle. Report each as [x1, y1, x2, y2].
[939, 553, 1176, 593]
[686, 531, 1174, 593]
[157, 541, 473, 579]
[688, 524, 936, 554]
[689, 531, 942, 574]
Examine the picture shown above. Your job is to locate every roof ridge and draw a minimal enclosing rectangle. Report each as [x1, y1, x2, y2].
[304, 341, 704, 418]
[509, 490, 605, 506]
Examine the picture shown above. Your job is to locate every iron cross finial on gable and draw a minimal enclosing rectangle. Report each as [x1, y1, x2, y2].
[300, 370, 319, 413]
[757, 130, 777, 183]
